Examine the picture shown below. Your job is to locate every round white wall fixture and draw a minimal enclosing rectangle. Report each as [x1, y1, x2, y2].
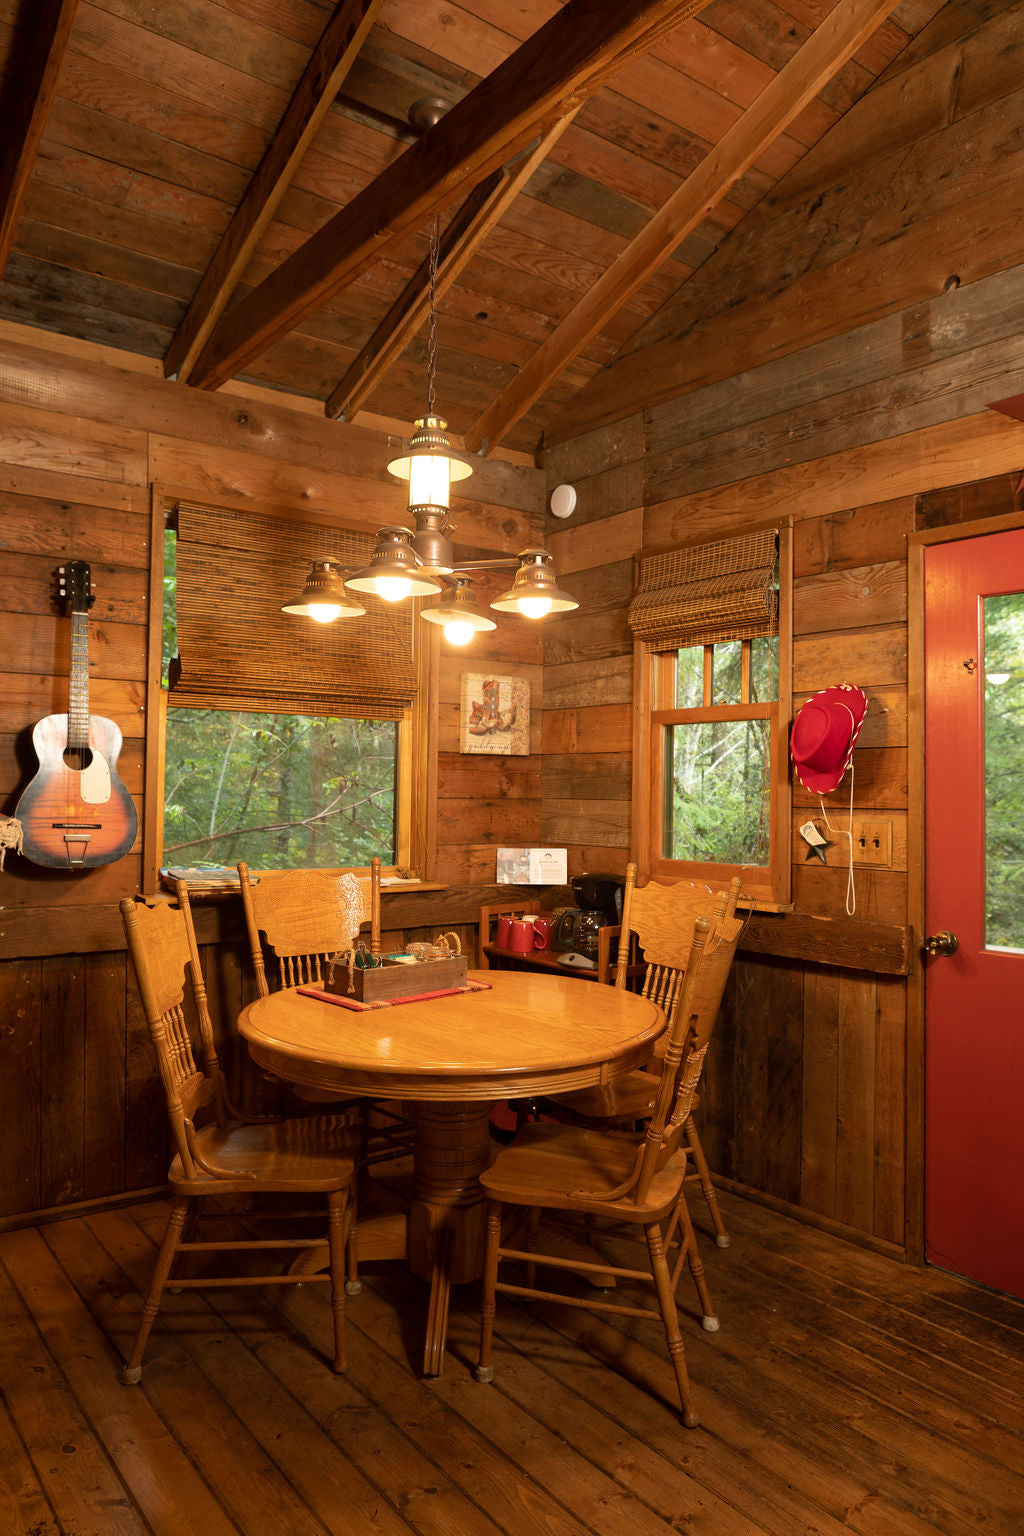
[550, 484, 577, 519]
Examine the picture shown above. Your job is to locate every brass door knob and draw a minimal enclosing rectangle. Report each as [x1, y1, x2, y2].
[923, 930, 959, 956]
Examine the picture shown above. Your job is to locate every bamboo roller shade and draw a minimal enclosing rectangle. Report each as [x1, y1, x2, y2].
[171, 501, 416, 719]
[628, 528, 778, 651]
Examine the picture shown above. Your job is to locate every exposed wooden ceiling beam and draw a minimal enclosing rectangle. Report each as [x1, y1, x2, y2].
[187, 0, 713, 392]
[464, 0, 905, 457]
[0, 0, 80, 280]
[164, 0, 383, 385]
[324, 113, 578, 423]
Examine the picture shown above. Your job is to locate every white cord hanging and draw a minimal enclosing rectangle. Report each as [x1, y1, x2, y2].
[818, 765, 857, 916]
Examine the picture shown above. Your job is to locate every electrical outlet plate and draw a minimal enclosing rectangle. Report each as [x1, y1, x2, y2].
[850, 819, 893, 866]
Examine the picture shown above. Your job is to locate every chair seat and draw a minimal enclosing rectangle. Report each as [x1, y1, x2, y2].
[479, 1120, 688, 1220]
[169, 1113, 360, 1195]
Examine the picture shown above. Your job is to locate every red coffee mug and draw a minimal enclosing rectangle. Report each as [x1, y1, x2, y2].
[496, 915, 512, 948]
[533, 916, 552, 950]
[508, 918, 536, 954]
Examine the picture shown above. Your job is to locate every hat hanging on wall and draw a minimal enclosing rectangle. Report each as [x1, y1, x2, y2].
[790, 684, 867, 794]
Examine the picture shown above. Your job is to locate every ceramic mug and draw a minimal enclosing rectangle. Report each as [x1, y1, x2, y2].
[495, 915, 512, 948]
[532, 916, 552, 950]
[507, 918, 536, 954]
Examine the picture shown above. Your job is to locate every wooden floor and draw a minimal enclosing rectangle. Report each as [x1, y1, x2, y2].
[1, 1180, 1022, 1536]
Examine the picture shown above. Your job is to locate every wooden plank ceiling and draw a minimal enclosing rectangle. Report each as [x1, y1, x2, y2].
[0, 0, 946, 461]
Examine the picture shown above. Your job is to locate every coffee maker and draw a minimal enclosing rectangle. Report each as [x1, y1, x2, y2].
[553, 873, 626, 958]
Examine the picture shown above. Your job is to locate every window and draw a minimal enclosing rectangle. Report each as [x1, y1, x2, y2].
[631, 525, 792, 907]
[151, 499, 421, 881]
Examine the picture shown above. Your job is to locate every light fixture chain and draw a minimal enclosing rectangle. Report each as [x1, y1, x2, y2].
[427, 215, 439, 417]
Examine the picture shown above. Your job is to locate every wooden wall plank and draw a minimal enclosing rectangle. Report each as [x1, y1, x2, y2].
[873, 973, 907, 1245]
[82, 951, 126, 1199]
[800, 967, 839, 1217]
[39, 955, 86, 1208]
[0, 960, 42, 1217]
[835, 973, 877, 1233]
[794, 561, 907, 634]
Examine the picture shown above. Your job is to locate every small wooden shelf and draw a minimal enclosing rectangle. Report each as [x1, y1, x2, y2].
[482, 943, 608, 982]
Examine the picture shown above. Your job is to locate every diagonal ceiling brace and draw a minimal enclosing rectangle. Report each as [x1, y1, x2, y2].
[165, 0, 384, 385]
[463, 0, 907, 456]
[0, 0, 80, 281]
[187, 0, 714, 392]
[324, 112, 578, 422]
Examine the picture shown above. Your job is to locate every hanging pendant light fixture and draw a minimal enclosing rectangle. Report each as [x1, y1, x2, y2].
[298, 164, 578, 639]
[420, 575, 497, 645]
[282, 559, 366, 623]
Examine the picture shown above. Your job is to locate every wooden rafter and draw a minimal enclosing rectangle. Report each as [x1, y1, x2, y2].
[464, 0, 905, 456]
[187, 0, 713, 392]
[324, 112, 578, 422]
[0, 0, 80, 280]
[164, 0, 383, 385]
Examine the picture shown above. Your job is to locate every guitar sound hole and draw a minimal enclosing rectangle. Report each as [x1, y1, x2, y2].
[64, 745, 94, 772]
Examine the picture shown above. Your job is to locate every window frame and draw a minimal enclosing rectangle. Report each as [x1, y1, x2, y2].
[631, 520, 793, 908]
[142, 490, 425, 892]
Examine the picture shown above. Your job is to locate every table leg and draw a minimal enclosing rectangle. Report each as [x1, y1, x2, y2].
[407, 1101, 493, 1376]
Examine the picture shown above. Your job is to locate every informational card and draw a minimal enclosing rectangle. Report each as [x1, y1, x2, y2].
[496, 846, 568, 885]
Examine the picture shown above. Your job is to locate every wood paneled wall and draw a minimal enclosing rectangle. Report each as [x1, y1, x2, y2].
[538, 1, 1024, 1254]
[0, 326, 544, 1223]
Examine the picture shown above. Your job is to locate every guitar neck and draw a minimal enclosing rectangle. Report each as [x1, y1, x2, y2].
[68, 610, 91, 750]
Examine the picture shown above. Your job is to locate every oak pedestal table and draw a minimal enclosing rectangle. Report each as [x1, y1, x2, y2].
[236, 969, 665, 1375]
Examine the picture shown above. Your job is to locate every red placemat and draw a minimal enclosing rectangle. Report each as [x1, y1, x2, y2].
[297, 977, 492, 1011]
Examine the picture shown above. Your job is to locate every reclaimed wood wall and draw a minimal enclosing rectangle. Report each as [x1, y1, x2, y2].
[538, 2, 1024, 1254]
[0, 327, 544, 1223]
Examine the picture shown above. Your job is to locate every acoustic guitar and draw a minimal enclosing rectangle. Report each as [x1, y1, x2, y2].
[16, 560, 138, 869]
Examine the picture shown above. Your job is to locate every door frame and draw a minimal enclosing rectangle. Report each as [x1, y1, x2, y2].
[906, 507, 1024, 1262]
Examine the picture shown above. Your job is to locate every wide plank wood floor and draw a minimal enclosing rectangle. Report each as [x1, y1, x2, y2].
[0, 1182, 1021, 1536]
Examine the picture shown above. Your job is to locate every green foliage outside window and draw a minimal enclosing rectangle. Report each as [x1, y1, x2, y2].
[162, 530, 396, 870]
[984, 593, 1024, 950]
[664, 638, 776, 867]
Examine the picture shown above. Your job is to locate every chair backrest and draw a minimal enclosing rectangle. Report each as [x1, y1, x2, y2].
[120, 883, 228, 1179]
[238, 858, 381, 995]
[632, 906, 744, 1205]
[614, 861, 742, 1018]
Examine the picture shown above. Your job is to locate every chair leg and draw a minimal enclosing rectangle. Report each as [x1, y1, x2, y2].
[685, 1115, 730, 1248]
[474, 1200, 502, 1383]
[344, 1179, 361, 1297]
[122, 1195, 189, 1384]
[645, 1221, 698, 1428]
[672, 1190, 719, 1332]
[326, 1188, 348, 1373]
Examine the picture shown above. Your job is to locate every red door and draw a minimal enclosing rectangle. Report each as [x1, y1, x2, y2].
[924, 527, 1024, 1299]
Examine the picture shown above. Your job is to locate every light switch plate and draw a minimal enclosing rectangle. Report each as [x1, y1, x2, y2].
[850, 819, 892, 866]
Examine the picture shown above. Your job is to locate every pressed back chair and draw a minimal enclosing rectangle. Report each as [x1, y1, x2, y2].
[237, 858, 409, 1165]
[544, 861, 742, 1253]
[119, 884, 359, 1385]
[475, 911, 742, 1427]
[238, 858, 381, 995]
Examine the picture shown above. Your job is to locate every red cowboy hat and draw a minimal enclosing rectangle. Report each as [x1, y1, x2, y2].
[790, 684, 867, 794]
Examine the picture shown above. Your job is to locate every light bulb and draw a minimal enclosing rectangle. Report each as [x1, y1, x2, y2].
[306, 603, 341, 624]
[375, 576, 412, 603]
[443, 619, 475, 646]
[517, 595, 552, 619]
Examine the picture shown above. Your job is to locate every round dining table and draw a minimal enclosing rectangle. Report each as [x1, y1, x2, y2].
[237, 968, 664, 1375]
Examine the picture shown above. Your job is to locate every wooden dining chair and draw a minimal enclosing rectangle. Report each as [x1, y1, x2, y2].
[542, 862, 743, 1253]
[119, 885, 359, 1384]
[475, 913, 735, 1427]
[237, 858, 409, 1166]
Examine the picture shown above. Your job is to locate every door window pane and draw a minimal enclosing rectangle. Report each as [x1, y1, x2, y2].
[712, 641, 742, 704]
[984, 593, 1024, 950]
[662, 718, 769, 864]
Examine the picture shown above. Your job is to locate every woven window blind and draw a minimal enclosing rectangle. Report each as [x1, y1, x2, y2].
[170, 501, 416, 719]
[628, 528, 778, 652]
